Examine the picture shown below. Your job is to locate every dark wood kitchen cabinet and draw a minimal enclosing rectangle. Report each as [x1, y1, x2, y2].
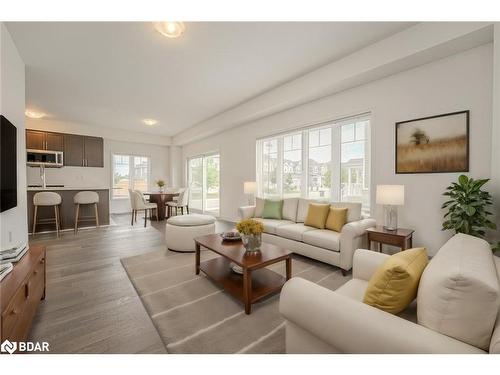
[63, 134, 84, 166]
[45, 132, 64, 151]
[63, 134, 103, 167]
[84, 136, 104, 167]
[26, 130, 64, 151]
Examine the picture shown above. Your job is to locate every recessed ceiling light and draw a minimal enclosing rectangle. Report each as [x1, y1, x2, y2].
[154, 22, 186, 39]
[25, 110, 46, 119]
[143, 119, 158, 126]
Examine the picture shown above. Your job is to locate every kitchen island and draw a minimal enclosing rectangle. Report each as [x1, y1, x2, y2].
[27, 188, 110, 234]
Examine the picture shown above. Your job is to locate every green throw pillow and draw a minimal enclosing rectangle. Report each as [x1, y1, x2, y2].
[262, 199, 283, 220]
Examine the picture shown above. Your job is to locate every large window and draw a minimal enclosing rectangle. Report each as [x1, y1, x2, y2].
[112, 154, 151, 199]
[187, 153, 220, 215]
[256, 115, 370, 213]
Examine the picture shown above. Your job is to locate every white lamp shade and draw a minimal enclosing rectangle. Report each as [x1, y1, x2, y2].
[244, 181, 257, 194]
[376, 185, 405, 205]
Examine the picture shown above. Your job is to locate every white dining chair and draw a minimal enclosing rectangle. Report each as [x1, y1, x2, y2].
[129, 189, 158, 227]
[166, 188, 189, 217]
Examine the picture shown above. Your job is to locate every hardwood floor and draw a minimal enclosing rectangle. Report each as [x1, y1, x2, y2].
[27, 213, 232, 353]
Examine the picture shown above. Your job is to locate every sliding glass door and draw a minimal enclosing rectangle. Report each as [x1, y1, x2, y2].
[188, 153, 220, 215]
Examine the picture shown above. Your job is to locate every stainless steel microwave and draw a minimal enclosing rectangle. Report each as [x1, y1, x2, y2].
[26, 149, 64, 168]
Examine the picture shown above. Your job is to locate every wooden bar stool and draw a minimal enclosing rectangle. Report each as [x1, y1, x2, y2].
[74, 191, 99, 234]
[33, 192, 62, 237]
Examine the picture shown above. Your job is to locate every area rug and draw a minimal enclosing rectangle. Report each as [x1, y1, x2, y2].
[121, 249, 351, 353]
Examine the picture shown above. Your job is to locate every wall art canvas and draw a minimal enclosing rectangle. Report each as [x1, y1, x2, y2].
[395, 110, 469, 173]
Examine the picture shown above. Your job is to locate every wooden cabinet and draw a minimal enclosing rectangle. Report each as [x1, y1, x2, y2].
[26, 130, 64, 151]
[84, 136, 104, 167]
[63, 134, 104, 167]
[1, 245, 46, 346]
[26, 130, 45, 150]
[63, 134, 85, 166]
[27, 129, 103, 168]
[45, 132, 64, 151]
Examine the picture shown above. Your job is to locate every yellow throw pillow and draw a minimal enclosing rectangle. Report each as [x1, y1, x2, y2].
[363, 248, 428, 314]
[304, 203, 330, 229]
[325, 207, 348, 232]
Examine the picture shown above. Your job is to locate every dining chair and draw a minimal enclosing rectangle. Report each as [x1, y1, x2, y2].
[129, 189, 158, 227]
[166, 188, 189, 217]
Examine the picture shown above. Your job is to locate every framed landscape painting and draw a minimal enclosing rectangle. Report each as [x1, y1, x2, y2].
[395, 110, 469, 174]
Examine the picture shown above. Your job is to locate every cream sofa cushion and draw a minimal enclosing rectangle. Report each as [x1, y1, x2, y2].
[302, 229, 340, 252]
[330, 202, 362, 223]
[254, 218, 294, 235]
[282, 198, 299, 222]
[276, 223, 316, 242]
[296, 199, 313, 223]
[417, 233, 500, 351]
[254, 198, 265, 218]
[335, 279, 368, 301]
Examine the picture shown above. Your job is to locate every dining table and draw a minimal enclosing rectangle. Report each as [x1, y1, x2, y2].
[142, 191, 179, 220]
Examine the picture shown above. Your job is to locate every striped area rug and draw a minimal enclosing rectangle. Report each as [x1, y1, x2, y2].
[121, 249, 350, 353]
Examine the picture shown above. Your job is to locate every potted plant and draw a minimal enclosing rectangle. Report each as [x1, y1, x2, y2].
[236, 219, 264, 252]
[442, 175, 498, 252]
[156, 179, 166, 192]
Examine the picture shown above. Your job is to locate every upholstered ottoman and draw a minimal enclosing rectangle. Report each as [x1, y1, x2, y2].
[165, 214, 216, 252]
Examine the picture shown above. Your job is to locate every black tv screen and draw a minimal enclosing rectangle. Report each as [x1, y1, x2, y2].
[1, 115, 17, 212]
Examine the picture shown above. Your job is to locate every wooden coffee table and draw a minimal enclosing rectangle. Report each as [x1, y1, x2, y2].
[194, 234, 292, 314]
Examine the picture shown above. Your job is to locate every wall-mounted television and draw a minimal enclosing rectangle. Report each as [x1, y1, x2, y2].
[1, 115, 17, 213]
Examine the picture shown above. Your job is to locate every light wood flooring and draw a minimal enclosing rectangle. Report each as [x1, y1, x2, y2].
[28, 213, 232, 353]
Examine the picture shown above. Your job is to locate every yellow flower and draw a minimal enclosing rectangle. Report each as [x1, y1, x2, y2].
[236, 219, 263, 235]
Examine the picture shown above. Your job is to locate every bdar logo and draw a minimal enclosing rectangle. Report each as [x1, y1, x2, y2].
[1, 340, 17, 354]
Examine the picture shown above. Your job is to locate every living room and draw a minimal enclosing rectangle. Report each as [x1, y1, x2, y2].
[1, 0, 500, 373]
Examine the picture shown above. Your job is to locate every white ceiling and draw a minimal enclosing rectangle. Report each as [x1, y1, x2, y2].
[7, 22, 412, 137]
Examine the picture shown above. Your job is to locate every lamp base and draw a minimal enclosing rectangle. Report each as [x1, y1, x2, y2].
[383, 205, 398, 231]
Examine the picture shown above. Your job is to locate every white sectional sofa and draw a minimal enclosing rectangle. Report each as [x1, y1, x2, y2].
[280, 233, 500, 353]
[239, 198, 375, 274]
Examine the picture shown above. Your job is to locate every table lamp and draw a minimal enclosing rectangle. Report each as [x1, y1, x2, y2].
[244, 181, 257, 205]
[376, 185, 405, 231]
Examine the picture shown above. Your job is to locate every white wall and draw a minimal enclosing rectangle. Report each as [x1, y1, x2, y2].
[25, 120, 170, 214]
[182, 44, 493, 256]
[491, 24, 500, 241]
[0, 23, 28, 248]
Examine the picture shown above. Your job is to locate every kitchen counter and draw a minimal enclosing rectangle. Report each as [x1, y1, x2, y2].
[27, 187, 109, 191]
[27, 188, 110, 233]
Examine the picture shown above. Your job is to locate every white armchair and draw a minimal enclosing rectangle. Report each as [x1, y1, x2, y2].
[280, 235, 500, 354]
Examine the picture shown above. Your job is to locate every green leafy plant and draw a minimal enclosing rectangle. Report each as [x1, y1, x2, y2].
[442, 175, 496, 239]
[156, 179, 165, 188]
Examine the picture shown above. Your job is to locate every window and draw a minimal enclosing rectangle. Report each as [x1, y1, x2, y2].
[112, 154, 151, 199]
[256, 115, 370, 213]
[187, 153, 220, 215]
[283, 133, 302, 198]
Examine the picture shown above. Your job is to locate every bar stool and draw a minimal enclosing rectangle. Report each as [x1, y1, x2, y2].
[74, 191, 99, 234]
[33, 192, 62, 237]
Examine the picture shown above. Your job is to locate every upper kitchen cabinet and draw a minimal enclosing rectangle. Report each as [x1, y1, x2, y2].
[63, 133, 104, 167]
[84, 136, 104, 167]
[26, 130, 64, 151]
[63, 134, 85, 166]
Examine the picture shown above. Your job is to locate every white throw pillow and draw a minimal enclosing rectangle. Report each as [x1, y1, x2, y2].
[254, 197, 265, 218]
[282, 198, 299, 222]
[417, 233, 500, 350]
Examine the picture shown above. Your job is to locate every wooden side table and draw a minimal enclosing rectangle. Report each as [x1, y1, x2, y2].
[366, 226, 414, 252]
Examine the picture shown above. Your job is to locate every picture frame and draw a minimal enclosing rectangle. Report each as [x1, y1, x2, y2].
[395, 110, 469, 174]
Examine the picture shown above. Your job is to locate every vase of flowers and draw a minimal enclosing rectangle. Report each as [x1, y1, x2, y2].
[156, 179, 165, 192]
[236, 219, 263, 252]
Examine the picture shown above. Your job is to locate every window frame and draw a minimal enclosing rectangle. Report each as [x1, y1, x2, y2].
[111, 153, 152, 200]
[256, 113, 371, 213]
